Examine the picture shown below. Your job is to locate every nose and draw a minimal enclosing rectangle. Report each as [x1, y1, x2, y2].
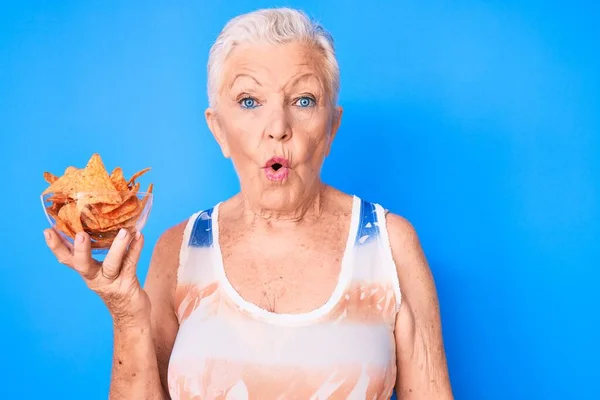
[266, 107, 292, 142]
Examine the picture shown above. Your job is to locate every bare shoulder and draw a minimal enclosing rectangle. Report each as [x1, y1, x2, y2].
[155, 220, 188, 255]
[144, 220, 188, 300]
[385, 213, 422, 258]
[384, 211, 439, 322]
[384, 212, 432, 284]
[150, 221, 188, 268]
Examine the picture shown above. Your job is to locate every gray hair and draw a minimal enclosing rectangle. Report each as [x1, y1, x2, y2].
[207, 8, 340, 107]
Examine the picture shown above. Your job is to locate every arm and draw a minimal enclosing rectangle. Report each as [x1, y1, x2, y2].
[142, 223, 185, 397]
[109, 223, 184, 399]
[386, 213, 454, 399]
[109, 313, 165, 399]
[44, 222, 184, 399]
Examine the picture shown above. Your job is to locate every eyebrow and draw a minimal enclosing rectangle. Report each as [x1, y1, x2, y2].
[229, 74, 262, 89]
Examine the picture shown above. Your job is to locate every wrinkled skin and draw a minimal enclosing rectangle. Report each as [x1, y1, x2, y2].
[205, 41, 343, 219]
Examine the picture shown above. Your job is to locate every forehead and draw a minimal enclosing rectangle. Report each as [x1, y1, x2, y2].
[222, 41, 326, 86]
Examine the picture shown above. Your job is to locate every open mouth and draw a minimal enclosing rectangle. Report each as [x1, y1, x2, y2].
[264, 157, 289, 170]
[264, 157, 290, 181]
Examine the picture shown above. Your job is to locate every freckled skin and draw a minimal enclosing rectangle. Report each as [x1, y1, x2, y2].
[150, 40, 452, 400]
[217, 189, 353, 315]
[205, 41, 343, 217]
[205, 41, 349, 316]
[43, 17, 452, 394]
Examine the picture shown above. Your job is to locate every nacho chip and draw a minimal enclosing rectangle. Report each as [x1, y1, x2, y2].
[110, 167, 129, 192]
[127, 167, 151, 186]
[80, 207, 100, 229]
[42, 166, 82, 196]
[46, 205, 58, 219]
[41, 153, 153, 250]
[100, 196, 140, 218]
[54, 218, 75, 239]
[43, 172, 59, 184]
[51, 203, 76, 239]
[58, 202, 84, 234]
[94, 190, 138, 214]
[88, 206, 141, 231]
[124, 182, 141, 200]
[78, 154, 121, 205]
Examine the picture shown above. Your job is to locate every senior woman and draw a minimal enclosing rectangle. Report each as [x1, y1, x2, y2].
[44, 7, 453, 400]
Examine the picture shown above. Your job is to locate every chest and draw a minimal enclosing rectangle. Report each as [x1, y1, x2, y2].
[218, 215, 351, 314]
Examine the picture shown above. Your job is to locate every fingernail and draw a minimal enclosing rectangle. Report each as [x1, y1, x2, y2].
[76, 233, 84, 243]
[44, 230, 50, 240]
[134, 231, 141, 240]
[118, 229, 127, 239]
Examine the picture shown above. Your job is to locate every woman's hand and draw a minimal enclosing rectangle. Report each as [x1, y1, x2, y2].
[43, 228, 150, 325]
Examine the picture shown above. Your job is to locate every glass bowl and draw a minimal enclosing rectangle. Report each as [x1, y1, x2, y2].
[41, 191, 153, 255]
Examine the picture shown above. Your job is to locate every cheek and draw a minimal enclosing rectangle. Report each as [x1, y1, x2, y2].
[292, 116, 331, 153]
[221, 116, 262, 153]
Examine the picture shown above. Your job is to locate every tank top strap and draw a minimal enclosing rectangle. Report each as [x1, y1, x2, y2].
[354, 198, 380, 247]
[174, 205, 221, 324]
[349, 198, 402, 315]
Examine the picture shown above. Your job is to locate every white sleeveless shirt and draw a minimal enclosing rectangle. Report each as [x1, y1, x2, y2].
[168, 196, 402, 399]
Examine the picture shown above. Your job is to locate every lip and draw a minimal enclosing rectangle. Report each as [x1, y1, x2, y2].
[263, 157, 290, 169]
[263, 156, 290, 182]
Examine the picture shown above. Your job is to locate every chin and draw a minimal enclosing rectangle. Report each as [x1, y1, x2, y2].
[258, 186, 300, 210]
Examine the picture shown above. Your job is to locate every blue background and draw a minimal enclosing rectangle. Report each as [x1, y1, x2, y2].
[1, 0, 598, 399]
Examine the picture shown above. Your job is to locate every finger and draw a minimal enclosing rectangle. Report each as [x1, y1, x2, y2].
[101, 229, 132, 280]
[121, 232, 144, 277]
[72, 231, 99, 279]
[44, 229, 73, 267]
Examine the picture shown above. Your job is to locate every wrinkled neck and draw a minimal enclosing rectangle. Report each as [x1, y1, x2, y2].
[240, 182, 327, 226]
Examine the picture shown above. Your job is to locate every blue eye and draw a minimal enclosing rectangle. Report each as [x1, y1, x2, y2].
[240, 97, 259, 109]
[295, 96, 316, 108]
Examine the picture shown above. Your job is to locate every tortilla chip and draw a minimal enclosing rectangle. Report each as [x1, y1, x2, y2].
[82, 202, 140, 231]
[127, 167, 151, 186]
[99, 196, 140, 219]
[78, 154, 121, 205]
[43, 172, 58, 184]
[58, 202, 84, 234]
[42, 167, 82, 196]
[54, 219, 75, 239]
[41, 153, 153, 249]
[110, 167, 129, 192]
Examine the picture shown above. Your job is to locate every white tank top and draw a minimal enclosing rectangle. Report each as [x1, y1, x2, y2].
[168, 195, 402, 399]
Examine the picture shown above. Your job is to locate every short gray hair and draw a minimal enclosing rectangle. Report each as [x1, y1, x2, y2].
[207, 8, 340, 107]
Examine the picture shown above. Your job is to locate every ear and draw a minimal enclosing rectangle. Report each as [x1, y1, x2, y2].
[326, 106, 343, 156]
[205, 107, 231, 158]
